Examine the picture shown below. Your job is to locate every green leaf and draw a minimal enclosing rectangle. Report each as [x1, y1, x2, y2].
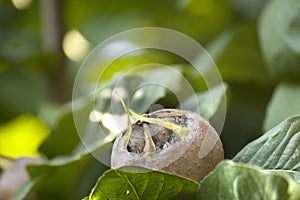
[264, 83, 300, 131]
[198, 160, 300, 200]
[180, 83, 227, 120]
[266, 170, 300, 184]
[88, 167, 199, 200]
[233, 116, 300, 171]
[259, 0, 300, 82]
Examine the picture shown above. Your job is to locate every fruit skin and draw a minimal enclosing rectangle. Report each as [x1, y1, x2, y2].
[111, 109, 224, 182]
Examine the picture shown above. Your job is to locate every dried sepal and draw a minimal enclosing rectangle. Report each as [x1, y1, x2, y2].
[129, 110, 191, 139]
[142, 123, 156, 156]
[113, 92, 133, 149]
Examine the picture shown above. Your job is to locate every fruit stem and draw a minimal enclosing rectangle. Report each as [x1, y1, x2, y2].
[143, 123, 156, 155]
[129, 110, 190, 139]
[113, 92, 133, 149]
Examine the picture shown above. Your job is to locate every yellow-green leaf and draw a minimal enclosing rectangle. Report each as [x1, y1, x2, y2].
[0, 115, 50, 158]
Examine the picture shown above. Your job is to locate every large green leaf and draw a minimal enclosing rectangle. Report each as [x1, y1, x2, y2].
[87, 167, 199, 200]
[233, 116, 300, 171]
[264, 83, 300, 131]
[259, 0, 300, 82]
[198, 160, 300, 200]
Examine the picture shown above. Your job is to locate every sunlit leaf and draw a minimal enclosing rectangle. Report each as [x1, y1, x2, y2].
[0, 115, 50, 158]
[87, 167, 199, 200]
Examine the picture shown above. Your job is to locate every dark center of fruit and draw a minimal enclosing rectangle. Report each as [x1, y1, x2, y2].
[124, 112, 188, 154]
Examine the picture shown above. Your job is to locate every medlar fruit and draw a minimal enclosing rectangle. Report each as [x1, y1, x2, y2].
[111, 109, 223, 182]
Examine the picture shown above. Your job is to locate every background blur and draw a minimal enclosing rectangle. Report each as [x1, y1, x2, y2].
[1, 0, 300, 199]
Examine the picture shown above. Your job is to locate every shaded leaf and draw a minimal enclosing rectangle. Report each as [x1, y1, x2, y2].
[88, 167, 199, 200]
[73, 0, 234, 45]
[0, 70, 47, 120]
[220, 83, 273, 158]
[214, 22, 269, 85]
[38, 102, 71, 129]
[12, 151, 108, 200]
[233, 116, 300, 171]
[174, 0, 234, 41]
[198, 160, 300, 200]
[259, 0, 300, 82]
[266, 170, 300, 184]
[230, 0, 269, 20]
[180, 83, 227, 120]
[200, 23, 269, 85]
[39, 112, 80, 158]
[264, 83, 300, 131]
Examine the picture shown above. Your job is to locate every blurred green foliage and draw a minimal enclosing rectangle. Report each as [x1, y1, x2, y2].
[0, 0, 300, 199]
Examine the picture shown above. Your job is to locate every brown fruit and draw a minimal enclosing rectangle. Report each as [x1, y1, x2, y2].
[111, 109, 224, 182]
